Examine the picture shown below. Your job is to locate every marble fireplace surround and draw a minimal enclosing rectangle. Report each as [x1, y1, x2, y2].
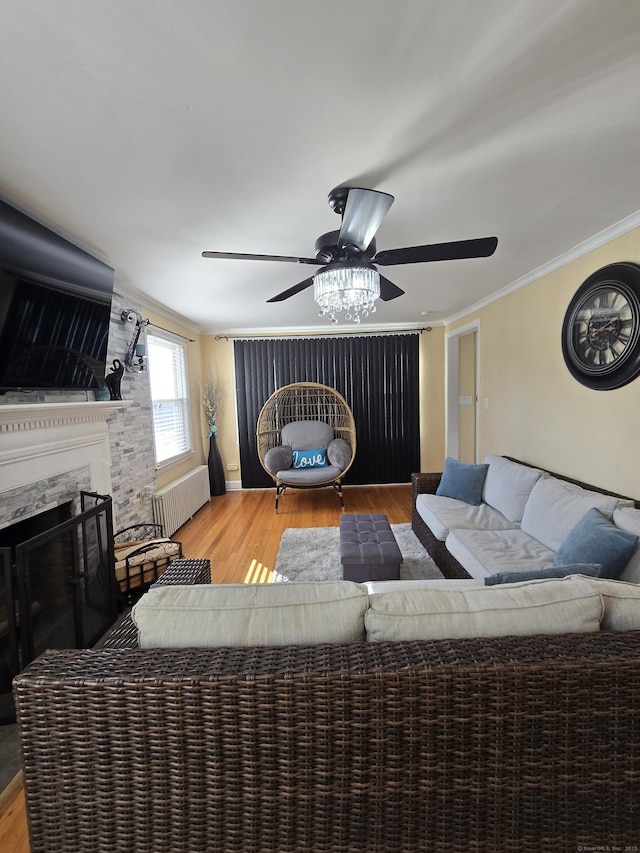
[0, 401, 126, 530]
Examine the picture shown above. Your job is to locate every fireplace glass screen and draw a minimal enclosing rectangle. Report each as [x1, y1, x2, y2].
[0, 492, 117, 722]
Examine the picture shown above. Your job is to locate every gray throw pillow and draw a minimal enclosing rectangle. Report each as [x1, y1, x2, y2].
[485, 564, 601, 586]
[264, 444, 293, 474]
[435, 457, 489, 506]
[554, 507, 639, 579]
[327, 438, 351, 471]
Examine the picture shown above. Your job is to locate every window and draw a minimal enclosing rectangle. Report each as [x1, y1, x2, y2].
[147, 331, 192, 467]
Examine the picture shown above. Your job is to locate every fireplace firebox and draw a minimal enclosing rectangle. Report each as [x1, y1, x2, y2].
[0, 492, 117, 722]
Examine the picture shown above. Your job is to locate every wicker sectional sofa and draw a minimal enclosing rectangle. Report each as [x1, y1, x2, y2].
[412, 454, 640, 582]
[13, 553, 640, 852]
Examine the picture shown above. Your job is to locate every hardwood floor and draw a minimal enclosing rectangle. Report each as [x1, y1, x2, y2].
[0, 482, 413, 852]
[179, 483, 413, 583]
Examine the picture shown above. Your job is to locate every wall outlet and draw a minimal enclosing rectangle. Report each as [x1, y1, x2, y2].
[226, 463, 239, 471]
[459, 395, 473, 405]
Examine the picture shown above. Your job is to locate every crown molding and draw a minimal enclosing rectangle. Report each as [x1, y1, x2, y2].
[444, 208, 640, 327]
[115, 284, 204, 335]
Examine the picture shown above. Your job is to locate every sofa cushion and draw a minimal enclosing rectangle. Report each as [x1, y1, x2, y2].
[612, 506, 640, 583]
[587, 578, 640, 630]
[415, 492, 518, 542]
[520, 476, 627, 553]
[277, 465, 344, 485]
[292, 448, 327, 469]
[445, 528, 556, 579]
[364, 576, 603, 642]
[364, 578, 485, 595]
[482, 454, 545, 523]
[485, 563, 601, 585]
[132, 581, 369, 648]
[554, 508, 638, 579]
[435, 457, 489, 505]
[281, 420, 334, 451]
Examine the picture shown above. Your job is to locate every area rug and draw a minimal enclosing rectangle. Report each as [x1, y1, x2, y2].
[272, 522, 443, 582]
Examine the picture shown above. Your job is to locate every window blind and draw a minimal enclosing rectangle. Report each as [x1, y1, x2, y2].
[147, 332, 192, 465]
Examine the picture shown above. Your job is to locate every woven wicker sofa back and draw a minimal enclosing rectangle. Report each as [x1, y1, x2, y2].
[14, 629, 640, 852]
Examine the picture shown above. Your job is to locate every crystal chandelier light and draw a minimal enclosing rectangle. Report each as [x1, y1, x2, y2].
[313, 261, 380, 324]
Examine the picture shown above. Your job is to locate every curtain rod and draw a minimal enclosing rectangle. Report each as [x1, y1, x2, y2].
[147, 322, 196, 342]
[214, 327, 432, 341]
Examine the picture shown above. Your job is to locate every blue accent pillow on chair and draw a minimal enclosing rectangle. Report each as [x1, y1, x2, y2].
[435, 457, 489, 505]
[554, 507, 639, 579]
[292, 448, 328, 469]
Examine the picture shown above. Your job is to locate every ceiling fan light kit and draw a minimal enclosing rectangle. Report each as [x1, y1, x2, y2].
[202, 186, 498, 325]
[314, 262, 380, 325]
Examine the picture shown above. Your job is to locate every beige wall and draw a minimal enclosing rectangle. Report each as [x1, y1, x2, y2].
[448, 225, 640, 498]
[458, 331, 476, 463]
[199, 336, 241, 479]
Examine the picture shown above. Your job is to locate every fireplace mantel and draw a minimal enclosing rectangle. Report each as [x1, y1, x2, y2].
[0, 400, 127, 431]
[0, 402, 127, 525]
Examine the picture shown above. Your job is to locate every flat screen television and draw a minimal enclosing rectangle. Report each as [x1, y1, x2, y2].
[0, 199, 115, 392]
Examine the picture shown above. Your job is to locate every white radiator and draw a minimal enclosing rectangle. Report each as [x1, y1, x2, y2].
[152, 465, 210, 536]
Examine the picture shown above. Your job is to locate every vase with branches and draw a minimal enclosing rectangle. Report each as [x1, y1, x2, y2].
[199, 370, 226, 496]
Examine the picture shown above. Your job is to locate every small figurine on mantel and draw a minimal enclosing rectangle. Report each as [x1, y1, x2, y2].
[104, 359, 124, 400]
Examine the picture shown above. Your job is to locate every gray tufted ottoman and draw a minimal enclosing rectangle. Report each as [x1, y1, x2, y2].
[339, 513, 403, 582]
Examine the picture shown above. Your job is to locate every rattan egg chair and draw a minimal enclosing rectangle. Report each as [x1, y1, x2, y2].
[257, 382, 357, 511]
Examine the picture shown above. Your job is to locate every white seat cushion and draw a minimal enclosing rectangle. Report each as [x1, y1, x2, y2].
[364, 575, 603, 641]
[445, 528, 556, 579]
[132, 581, 369, 648]
[415, 492, 518, 542]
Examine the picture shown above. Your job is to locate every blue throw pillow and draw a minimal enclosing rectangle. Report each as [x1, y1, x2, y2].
[485, 563, 601, 585]
[435, 457, 489, 506]
[554, 507, 639, 580]
[292, 448, 328, 469]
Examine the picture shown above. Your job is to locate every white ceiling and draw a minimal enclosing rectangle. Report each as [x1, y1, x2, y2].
[2, 0, 640, 334]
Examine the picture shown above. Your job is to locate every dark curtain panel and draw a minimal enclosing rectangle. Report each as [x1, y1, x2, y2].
[234, 334, 420, 488]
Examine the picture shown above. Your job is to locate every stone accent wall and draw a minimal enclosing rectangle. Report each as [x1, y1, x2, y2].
[0, 468, 92, 529]
[104, 292, 156, 532]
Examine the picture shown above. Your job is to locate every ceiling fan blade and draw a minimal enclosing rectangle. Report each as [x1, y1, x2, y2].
[338, 188, 394, 252]
[378, 275, 405, 302]
[266, 276, 315, 303]
[202, 251, 319, 265]
[374, 236, 498, 266]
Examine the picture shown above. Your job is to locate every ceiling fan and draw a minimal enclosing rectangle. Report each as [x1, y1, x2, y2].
[202, 186, 498, 318]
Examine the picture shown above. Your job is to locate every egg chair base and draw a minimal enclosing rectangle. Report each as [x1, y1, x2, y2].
[275, 479, 345, 512]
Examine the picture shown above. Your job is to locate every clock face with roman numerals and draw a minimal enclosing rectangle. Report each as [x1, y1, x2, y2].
[562, 263, 640, 390]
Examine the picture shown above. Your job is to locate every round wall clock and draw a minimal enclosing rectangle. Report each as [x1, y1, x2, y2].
[562, 262, 640, 390]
